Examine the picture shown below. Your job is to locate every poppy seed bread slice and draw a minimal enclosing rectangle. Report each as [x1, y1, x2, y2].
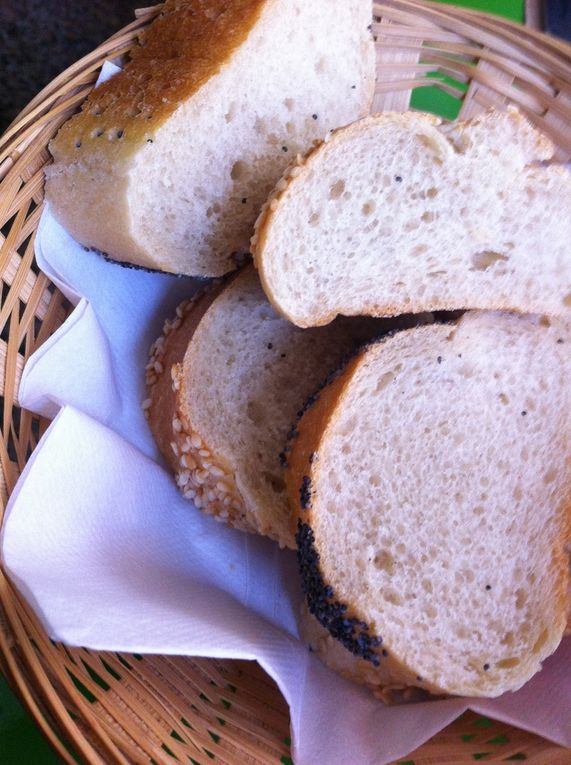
[145, 266, 386, 548]
[287, 311, 571, 697]
[253, 108, 571, 327]
[46, 0, 375, 276]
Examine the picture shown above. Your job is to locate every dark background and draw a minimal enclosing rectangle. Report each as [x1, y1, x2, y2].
[0, 1, 144, 131]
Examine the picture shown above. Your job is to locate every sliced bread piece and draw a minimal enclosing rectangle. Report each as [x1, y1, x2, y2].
[145, 266, 392, 548]
[287, 311, 571, 697]
[46, 0, 375, 276]
[253, 108, 571, 326]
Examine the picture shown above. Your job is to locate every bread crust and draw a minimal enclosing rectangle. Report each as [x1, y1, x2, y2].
[51, 0, 268, 164]
[286, 330, 440, 695]
[145, 277, 262, 536]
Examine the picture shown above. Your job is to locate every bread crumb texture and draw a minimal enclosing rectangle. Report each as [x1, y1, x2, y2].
[292, 312, 571, 697]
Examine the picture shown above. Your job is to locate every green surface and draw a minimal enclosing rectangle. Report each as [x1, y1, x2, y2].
[0, 675, 61, 765]
[0, 0, 525, 763]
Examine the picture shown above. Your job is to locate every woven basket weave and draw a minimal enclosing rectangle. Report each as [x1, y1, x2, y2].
[1, 2, 570, 763]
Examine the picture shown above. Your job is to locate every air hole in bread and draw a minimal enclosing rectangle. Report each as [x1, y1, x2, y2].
[309, 212, 320, 226]
[91, 128, 104, 138]
[543, 468, 557, 484]
[421, 211, 436, 224]
[231, 160, 249, 181]
[224, 103, 237, 123]
[497, 657, 520, 669]
[373, 550, 395, 574]
[315, 57, 326, 74]
[362, 200, 375, 216]
[246, 400, 266, 425]
[563, 293, 571, 307]
[262, 471, 286, 494]
[533, 628, 548, 653]
[383, 589, 402, 606]
[471, 250, 509, 271]
[515, 589, 526, 609]
[426, 186, 438, 198]
[329, 179, 345, 200]
[284, 98, 296, 112]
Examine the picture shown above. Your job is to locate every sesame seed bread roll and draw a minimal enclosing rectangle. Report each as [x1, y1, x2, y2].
[145, 266, 387, 548]
[252, 108, 571, 327]
[287, 311, 571, 697]
[46, 0, 375, 276]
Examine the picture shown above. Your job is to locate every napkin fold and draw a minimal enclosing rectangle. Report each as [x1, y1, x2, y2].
[2, 61, 570, 765]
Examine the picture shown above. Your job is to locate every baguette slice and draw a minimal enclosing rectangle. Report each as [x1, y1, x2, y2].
[46, 0, 375, 276]
[287, 311, 571, 697]
[146, 266, 393, 548]
[253, 108, 571, 327]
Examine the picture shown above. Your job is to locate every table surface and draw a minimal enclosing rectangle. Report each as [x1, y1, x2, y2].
[0, 0, 542, 763]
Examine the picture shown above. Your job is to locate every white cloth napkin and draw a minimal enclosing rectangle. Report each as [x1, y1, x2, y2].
[2, 62, 571, 765]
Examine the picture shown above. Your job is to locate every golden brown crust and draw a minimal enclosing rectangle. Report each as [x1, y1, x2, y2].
[287, 344, 449, 695]
[51, 0, 269, 163]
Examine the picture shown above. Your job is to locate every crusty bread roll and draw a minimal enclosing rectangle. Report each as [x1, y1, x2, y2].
[286, 311, 571, 697]
[46, 0, 375, 276]
[253, 108, 571, 327]
[145, 266, 389, 548]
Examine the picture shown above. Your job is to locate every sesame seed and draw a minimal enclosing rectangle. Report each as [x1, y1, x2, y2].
[194, 496, 203, 509]
[170, 442, 179, 456]
[177, 470, 190, 487]
[270, 200, 278, 211]
[182, 454, 197, 470]
[191, 433, 202, 449]
[183, 488, 196, 499]
[141, 398, 152, 410]
[172, 418, 183, 433]
[198, 448, 210, 458]
[154, 360, 164, 374]
[211, 465, 225, 478]
[176, 305, 184, 319]
[180, 439, 191, 453]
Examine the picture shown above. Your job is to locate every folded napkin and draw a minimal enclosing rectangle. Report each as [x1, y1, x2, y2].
[2, 62, 570, 765]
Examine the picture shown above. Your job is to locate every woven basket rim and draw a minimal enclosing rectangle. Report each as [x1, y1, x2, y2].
[1, 2, 571, 764]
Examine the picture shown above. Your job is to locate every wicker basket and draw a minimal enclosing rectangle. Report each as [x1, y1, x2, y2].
[1, 2, 570, 763]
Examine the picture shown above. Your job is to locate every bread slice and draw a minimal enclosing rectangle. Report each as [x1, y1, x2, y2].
[46, 0, 375, 276]
[287, 311, 571, 697]
[253, 108, 571, 327]
[145, 266, 390, 548]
